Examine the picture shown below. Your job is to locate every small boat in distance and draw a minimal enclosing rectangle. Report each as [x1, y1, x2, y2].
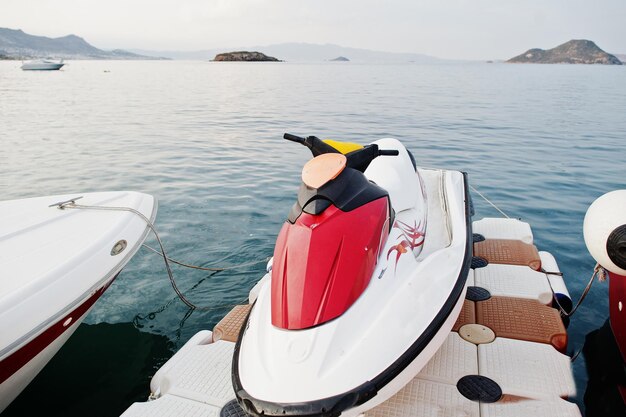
[21, 59, 65, 71]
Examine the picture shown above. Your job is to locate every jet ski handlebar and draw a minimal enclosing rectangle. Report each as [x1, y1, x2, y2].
[283, 133, 338, 156]
[283, 133, 306, 144]
[283, 133, 306, 146]
[283, 132, 398, 157]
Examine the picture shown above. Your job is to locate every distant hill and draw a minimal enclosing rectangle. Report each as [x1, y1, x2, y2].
[507, 40, 622, 65]
[130, 43, 449, 63]
[0, 27, 163, 60]
[330, 56, 350, 62]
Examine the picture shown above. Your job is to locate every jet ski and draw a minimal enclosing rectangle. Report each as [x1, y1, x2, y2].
[233, 134, 472, 416]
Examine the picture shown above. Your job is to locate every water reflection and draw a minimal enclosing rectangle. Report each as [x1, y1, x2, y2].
[583, 319, 626, 417]
[3, 323, 173, 417]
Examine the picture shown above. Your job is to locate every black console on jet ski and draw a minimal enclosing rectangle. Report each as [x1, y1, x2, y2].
[283, 133, 397, 226]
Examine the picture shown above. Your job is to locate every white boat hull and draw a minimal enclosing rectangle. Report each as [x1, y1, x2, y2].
[21, 60, 65, 70]
[0, 285, 104, 412]
[346, 284, 467, 416]
[0, 191, 156, 413]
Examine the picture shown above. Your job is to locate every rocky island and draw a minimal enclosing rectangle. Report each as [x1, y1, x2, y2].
[213, 51, 280, 62]
[330, 56, 350, 62]
[507, 39, 622, 65]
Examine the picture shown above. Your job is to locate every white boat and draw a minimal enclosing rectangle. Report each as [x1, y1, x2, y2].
[21, 59, 65, 71]
[0, 191, 156, 413]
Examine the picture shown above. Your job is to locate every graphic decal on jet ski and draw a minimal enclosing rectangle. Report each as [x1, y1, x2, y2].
[385, 219, 426, 274]
[387, 240, 410, 273]
[395, 219, 425, 251]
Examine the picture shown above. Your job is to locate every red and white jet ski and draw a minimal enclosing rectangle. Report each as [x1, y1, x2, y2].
[233, 134, 472, 417]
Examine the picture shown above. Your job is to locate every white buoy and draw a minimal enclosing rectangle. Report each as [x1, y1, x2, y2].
[583, 190, 626, 276]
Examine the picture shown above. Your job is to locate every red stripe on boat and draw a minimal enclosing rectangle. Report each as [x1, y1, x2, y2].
[0, 276, 117, 385]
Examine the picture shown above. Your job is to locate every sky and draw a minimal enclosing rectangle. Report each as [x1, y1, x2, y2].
[2, 0, 626, 60]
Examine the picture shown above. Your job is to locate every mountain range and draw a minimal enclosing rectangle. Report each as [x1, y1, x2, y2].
[2, 27, 625, 64]
[0, 27, 447, 62]
[0, 28, 160, 60]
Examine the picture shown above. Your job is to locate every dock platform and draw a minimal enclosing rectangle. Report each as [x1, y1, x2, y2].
[121, 218, 581, 417]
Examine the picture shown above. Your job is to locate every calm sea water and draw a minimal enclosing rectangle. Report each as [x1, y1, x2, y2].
[1, 60, 625, 416]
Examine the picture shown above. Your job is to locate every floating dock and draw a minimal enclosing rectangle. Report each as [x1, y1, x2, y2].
[121, 218, 581, 417]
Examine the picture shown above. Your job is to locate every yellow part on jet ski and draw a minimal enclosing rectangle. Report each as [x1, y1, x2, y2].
[323, 139, 363, 154]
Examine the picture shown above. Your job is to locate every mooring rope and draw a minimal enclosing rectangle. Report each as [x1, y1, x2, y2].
[141, 243, 268, 272]
[544, 264, 604, 363]
[570, 346, 584, 363]
[52, 199, 264, 310]
[545, 263, 603, 318]
[469, 184, 511, 219]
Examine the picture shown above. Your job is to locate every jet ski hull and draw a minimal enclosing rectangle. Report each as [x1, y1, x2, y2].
[234, 155, 472, 417]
